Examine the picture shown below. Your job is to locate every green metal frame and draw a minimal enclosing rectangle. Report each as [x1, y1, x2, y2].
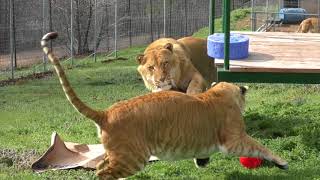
[209, 0, 320, 84]
[218, 68, 320, 84]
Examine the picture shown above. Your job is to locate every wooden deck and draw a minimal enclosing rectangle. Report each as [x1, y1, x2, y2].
[215, 32, 320, 73]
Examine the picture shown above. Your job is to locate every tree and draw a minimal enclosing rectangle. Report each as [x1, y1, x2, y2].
[52, 0, 111, 55]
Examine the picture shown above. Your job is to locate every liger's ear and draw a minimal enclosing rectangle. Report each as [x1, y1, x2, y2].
[240, 86, 249, 95]
[136, 54, 145, 64]
[164, 43, 173, 52]
[210, 82, 217, 87]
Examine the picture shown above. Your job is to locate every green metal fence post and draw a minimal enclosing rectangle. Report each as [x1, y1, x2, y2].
[222, 0, 225, 33]
[223, 0, 230, 70]
[209, 0, 215, 35]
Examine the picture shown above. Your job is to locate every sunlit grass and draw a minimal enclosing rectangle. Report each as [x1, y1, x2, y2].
[1, 8, 320, 180]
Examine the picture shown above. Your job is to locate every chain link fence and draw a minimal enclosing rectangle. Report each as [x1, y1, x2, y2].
[251, 0, 320, 32]
[0, 0, 249, 81]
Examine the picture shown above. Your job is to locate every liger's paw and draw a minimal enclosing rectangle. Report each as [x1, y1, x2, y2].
[194, 158, 210, 168]
[275, 162, 288, 170]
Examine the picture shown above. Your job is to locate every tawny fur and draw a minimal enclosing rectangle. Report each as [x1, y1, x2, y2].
[136, 37, 216, 95]
[41, 32, 288, 180]
[297, 17, 320, 33]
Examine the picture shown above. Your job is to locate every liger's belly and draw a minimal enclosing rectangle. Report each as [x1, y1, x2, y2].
[153, 144, 218, 161]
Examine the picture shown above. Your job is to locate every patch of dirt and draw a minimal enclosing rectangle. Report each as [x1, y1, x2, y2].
[267, 24, 300, 32]
[0, 46, 68, 71]
[235, 16, 251, 30]
[0, 71, 53, 87]
[234, 15, 301, 32]
[0, 149, 40, 169]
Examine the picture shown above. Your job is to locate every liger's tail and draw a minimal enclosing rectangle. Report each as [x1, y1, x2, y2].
[41, 32, 105, 126]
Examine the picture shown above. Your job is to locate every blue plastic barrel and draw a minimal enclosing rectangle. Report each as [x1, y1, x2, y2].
[207, 33, 249, 60]
[279, 8, 307, 24]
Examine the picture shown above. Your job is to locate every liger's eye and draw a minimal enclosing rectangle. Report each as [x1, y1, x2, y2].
[148, 66, 154, 71]
[163, 62, 169, 67]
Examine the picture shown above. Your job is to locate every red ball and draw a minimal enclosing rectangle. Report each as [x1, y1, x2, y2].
[239, 157, 263, 169]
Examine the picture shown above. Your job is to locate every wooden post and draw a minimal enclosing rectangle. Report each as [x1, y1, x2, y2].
[49, 0, 52, 50]
[149, 0, 153, 42]
[128, 0, 132, 47]
[169, 0, 172, 37]
[42, 0, 47, 72]
[9, 0, 16, 79]
[251, 0, 255, 31]
[266, 0, 269, 23]
[114, 0, 118, 58]
[70, 0, 74, 66]
[184, 0, 188, 36]
[163, 0, 166, 37]
[94, 0, 97, 62]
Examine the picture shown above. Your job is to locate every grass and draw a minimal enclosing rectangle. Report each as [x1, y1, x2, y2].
[193, 8, 251, 38]
[1, 8, 320, 180]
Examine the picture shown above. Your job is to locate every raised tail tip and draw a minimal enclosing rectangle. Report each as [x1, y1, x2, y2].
[41, 32, 58, 55]
[42, 32, 58, 42]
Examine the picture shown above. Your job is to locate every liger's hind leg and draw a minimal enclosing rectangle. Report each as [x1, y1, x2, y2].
[96, 150, 149, 180]
[222, 134, 288, 169]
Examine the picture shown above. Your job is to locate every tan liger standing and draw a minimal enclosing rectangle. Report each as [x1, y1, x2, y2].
[136, 37, 216, 94]
[297, 17, 320, 33]
[41, 32, 288, 180]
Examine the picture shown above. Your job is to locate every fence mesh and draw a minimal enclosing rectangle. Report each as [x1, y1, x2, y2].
[0, 0, 249, 81]
[252, 0, 320, 32]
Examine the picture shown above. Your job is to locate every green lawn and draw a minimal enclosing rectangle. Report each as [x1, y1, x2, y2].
[193, 8, 251, 38]
[1, 8, 320, 180]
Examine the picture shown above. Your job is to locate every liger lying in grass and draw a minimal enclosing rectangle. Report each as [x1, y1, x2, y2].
[41, 32, 288, 180]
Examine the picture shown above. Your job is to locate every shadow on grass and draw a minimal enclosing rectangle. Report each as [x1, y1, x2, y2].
[299, 122, 320, 151]
[0, 71, 53, 87]
[87, 76, 143, 87]
[244, 100, 315, 139]
[226, 168, 320, 180]
[87, 81, 116, 86]
[244, 110, 301, 139]
[244, 100, 320, 151]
